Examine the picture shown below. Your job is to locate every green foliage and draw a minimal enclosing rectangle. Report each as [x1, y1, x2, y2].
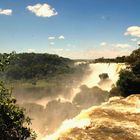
[0, 54, 36, 140]
[2, 53, 74, 80]
[117, 70, 140, 97]
[126, 47, 140, 64]
[0, 52, 15, 72]
[127, 48, 140, 77]
[94, 56, 127, 63]
[115, 47, 140, 97]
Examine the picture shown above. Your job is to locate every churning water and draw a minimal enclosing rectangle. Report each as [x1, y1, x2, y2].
[43, 95, 140, 140]
[81, 63, 126, 91]
[71, 63, 126, 101]
[40, 63, 137, 140]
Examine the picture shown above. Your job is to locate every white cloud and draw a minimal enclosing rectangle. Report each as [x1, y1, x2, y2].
[100, 42, 107, 46]
[48, 36, 55, 40]
[0, 9, 12, 15]
[112, 43, 131, 49]
[27, 3, 58, 18]
[50, 48, 131, 59]
[100, 42, 131, 49]
[124, 26, 140, 38]
[59, 35, 65, 40]
[131, 38, 138, 42]
[50, 42, 55, 45]
[137, 41, 140, 45]
[46, 42, 133, 59]
[27, 48, 35, 53]
[50, 48, 64, 51]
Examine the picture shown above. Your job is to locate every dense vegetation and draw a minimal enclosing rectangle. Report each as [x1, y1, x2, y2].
[110, 47, 140, 97]
[0, 54, 36, 140]
[0, 53, 75, 80]
[0, 53, 89, 103]
[94, 56, 127, 63]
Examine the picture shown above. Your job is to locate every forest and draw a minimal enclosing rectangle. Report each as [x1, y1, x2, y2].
[0, 53, 80, 80]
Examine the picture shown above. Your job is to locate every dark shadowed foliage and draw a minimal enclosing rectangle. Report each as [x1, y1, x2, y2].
[0, 53, 36, 140]
[113, 47, 140, 97]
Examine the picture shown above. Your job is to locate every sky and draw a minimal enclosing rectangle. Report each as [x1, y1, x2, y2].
[0, 0, 140, 59]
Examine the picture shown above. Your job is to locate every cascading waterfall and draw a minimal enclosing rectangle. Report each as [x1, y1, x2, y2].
[71, 63, 126, 101]
[81, 63, 126, 91]
[40, 63, 129, 140]
[43, 95, 140, 140]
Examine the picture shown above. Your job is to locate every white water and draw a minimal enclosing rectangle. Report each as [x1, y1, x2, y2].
[40, 63, 127, 140]
[82, 63, 126, 91]
[71, 63, 126, 101]
[43, 95, 140, 140]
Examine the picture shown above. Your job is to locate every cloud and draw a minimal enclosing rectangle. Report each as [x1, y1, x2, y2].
[100, 42, 131, 49]
[137, 41, 140, 45]
[48, 36, 65, 40]
[84, 49, 129, 59]
[112, 43, 131, 49]
[26, 3, 58, 17]
[59, 35, 65, 40]
[46, 42, 133, 59]
[131, 38, 138, 42]
[27, 48, 35, 53]
[100, 42, 107, 46]
[124, 26, 140, 38]
[50, 42, 55, 45]
[50, 48, 131, 59]
[48, 36, 55, 40]
[0, 9, 12, 15]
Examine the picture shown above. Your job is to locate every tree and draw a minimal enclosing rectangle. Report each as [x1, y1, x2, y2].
[3, 53, 73, 80]
[126, 47, 140, 65]
[0, 53, 36, 140]
[116, 47, 140, 97]
[116, 70, 140, 97]
[132, 60, 140, 76]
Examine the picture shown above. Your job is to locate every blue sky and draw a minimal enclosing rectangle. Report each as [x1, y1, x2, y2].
[0, 0, 140, 59]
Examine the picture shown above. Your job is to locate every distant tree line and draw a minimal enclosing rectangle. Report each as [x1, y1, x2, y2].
[94, 56, 127, 63]
[0, 53, 77, 80]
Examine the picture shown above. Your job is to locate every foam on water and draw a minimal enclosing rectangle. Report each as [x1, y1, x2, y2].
[81, 63, 126, 91]
[42, 95, 140, 140]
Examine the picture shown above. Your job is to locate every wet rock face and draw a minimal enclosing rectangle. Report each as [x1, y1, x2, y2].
[98, 73, 113, 91]
[73, 86, 108, 109]
[56, 95, 140, 140]
[99, 73, 109, 80]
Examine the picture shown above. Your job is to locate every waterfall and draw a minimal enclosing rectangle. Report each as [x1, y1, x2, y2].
[40, 63, 129, 140]
[42, 95, 140, 140]
[71, 63, 126, 101]
[81, 63, 126, 91]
